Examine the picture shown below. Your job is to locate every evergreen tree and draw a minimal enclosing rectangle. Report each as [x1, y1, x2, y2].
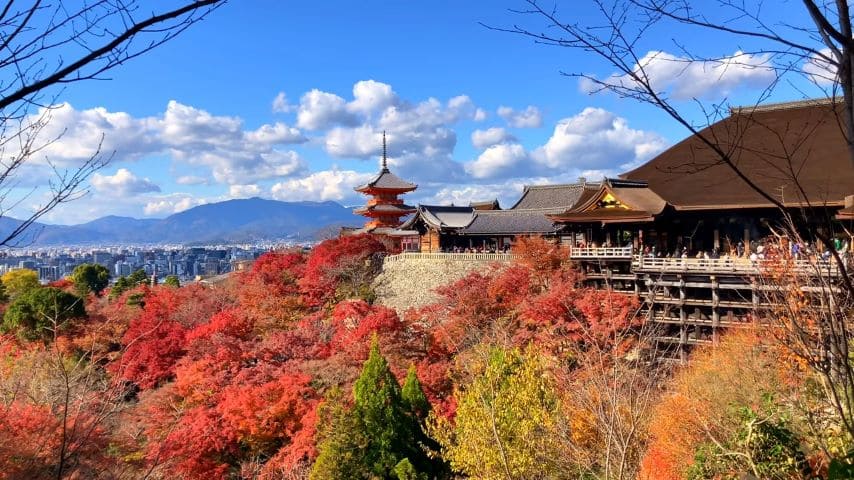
[2, 287, 86, 341]
[352, 336, 414, 477]
[311, 337, 446, 480]
[163, 275, 181, 288]
[70, 263, 110, 296]
[401, 365, 450, 479]
[401, 365, 430, 418]
[109, 276, 131, 300]
[127, 269, 148, 286]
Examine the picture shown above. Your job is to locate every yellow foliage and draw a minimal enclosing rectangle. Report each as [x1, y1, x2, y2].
[429, 345, 570, 479]
[1, 268, 39, 299]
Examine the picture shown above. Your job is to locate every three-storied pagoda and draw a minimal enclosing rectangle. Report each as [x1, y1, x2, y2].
[353, 132, 417, 235]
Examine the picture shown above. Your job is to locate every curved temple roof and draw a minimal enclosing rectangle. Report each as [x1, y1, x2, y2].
[622, 99, 854, 210]
[354, 167, 418, 193]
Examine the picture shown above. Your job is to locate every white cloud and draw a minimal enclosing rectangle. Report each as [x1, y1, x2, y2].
[325, 125, 382, 158]
[245, 122, 306, 144]
[471, 127, 516, 149]
[804, 48, 837, 86]
[23, 101, 309, 188]
[143, 194, 208, 216]
[91, 168, 160, 196]
[175, 175, 209, 185]
[272, 91, 295, 113]
[348, 80, 399, 115]
[427, 182, 525, 207]
[473, 108, 488, 122]
[228, 184, 261, 198]
[533, 107, 667, 171]
[497, 105, 543, 128]
[271, 169, 373, 203]
[466, 143, 529, 179]
[582, 50, 776, 100]
[296, 89, 359, 130]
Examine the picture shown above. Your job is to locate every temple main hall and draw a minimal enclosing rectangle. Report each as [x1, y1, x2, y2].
[355, 99, 854, 361]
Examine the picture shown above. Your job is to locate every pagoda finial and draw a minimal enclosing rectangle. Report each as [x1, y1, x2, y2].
[382, 131, 388, 170]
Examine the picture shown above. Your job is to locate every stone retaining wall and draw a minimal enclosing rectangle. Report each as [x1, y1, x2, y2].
[374, 254, 511, 313]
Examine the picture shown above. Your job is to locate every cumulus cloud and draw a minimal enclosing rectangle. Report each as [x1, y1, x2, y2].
[348, 80, 399, 115]
[25, 101, 309, 188]
[471, 127, 516, 149]
[245, 122, 306, 144]
[581, 50, 775, 100]
[466, 143, 529, 179]
[143, 194, 208, 216]
[228, 184, 261, 198]
[533, 107, 667, 171]
[271, 169, 374, 203]
[272, 91, 295, 113]
[303, 83, 482, 182]
[497, 105, 543, 128]
[91, 168, 161, 196]
[804, 48, 837, 86]
[296, 89, 359, 130]
[427, 182, 525, 208]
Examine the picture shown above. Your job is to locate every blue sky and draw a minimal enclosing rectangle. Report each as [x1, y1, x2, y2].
[18, 1, 830, 224]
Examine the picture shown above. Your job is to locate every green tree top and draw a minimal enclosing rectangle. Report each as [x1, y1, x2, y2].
[70, 263, 110, 296]
[401, 365, 430, 420]
[312, 336, 445, 480]
[2, 287, 86, 341]
[164, 275, 180, 288]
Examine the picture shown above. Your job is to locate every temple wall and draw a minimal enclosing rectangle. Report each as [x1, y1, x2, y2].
[374, 253, 511, 313]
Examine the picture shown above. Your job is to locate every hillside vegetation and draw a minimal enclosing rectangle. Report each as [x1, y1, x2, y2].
[0, 235, 849, 479]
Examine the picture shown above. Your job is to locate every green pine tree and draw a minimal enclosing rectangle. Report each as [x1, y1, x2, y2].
[311, 336, 447, 480]
[352, 335, 414, 477]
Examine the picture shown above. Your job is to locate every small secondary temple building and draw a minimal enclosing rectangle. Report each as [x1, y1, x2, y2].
[355, 99, 854, 361]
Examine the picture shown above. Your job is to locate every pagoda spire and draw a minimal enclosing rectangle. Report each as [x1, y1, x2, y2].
[353, 132, 417, 234]
[382, 130, 388, 170]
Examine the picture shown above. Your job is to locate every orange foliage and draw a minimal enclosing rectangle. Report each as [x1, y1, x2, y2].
[639, 329, 798, 479]
[299, 234, 389, 307]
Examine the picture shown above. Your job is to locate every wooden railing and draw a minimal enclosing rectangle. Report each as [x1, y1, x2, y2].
[569, 246, 633, 259]
[384, 252, 516, 264]
[633, 256, 841, 276]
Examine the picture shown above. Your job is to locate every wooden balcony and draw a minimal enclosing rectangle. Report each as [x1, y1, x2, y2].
[569, 246, 633, 259]
[633, 256, 841, 276]
[383, 252, 516, 264]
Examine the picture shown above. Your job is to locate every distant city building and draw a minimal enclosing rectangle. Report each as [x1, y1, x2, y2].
[38, 266, 61, 283]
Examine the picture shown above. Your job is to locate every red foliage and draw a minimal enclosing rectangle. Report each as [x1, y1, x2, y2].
[239, 251, 306, 326]
[329, 300, 403, 359]
[113, 284, 229, 389]
[299, 234, 389, 307]
[47, 278, 74, 291]
[0, 401, 109, 479]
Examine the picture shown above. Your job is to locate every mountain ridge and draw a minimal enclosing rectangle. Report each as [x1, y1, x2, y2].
[1, 197, 362, 246]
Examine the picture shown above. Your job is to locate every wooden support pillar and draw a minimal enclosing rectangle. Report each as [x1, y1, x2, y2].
[743, 227, 750, 257]
[713, 229, 720, 250]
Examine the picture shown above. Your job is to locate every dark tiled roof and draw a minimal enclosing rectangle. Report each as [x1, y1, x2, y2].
[460, 209, 559, 235]
[509, 182, 600, 210]
[622, 100, 854, 209]
[469, 199, 500, 210]
[355, 168, 417, 192]
[402, 205, 475, 229]
[353, 203, 416, 215]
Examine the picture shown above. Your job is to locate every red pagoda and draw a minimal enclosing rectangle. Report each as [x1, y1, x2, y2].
[353, 132, 417, 234]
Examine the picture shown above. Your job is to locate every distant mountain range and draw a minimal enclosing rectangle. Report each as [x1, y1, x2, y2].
[0, 197, 363, 246]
